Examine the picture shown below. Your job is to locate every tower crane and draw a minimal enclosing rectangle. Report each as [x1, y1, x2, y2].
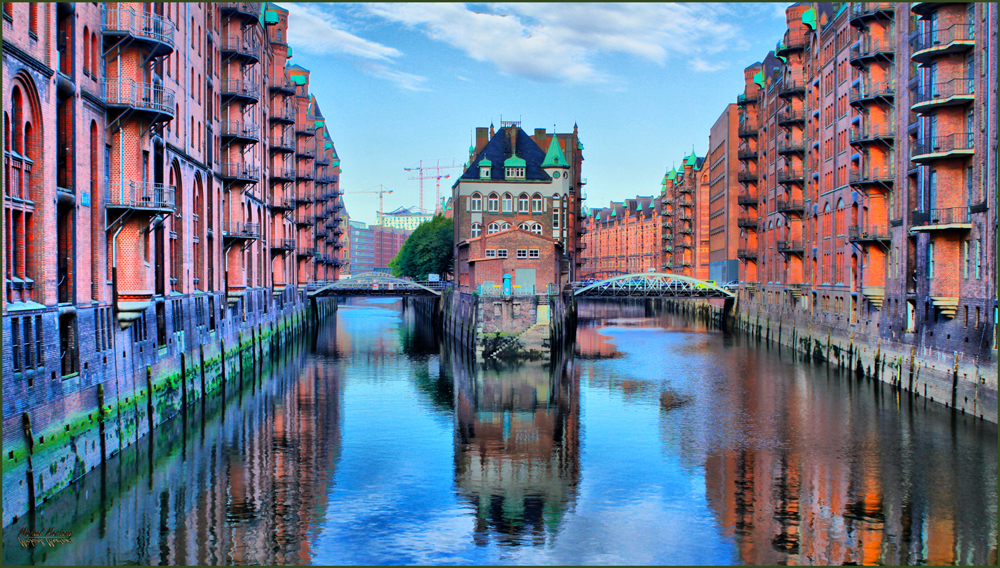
[405, 159, 462, 214]
[345, 185, 393, 226]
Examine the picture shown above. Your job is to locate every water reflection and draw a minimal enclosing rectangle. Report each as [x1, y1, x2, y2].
[450, 345, 580, 546]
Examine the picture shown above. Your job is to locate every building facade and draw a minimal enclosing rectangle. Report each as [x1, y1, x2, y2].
[380, 206, 433, 231]
[347, 222, 410, 274]
[707, 104, 741, 284]
[660, 151, 711, 280]
[2, 1, 343, 524]
[580, 196, 662, 279]
[453, 122, 585, 294]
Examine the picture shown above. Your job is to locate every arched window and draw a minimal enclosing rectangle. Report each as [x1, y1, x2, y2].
[487, 193, 499, 212]
[28, 3, 37, 36]
[6, 78, 40, 303]
[90, 121, 99, 300]
[502, 193, 513, 213]
[500, 222, 511, 231]
[552, 193, 561, 208]
[470, 192, 482, 212]
[532, 193, 543, 212]
[82, 26, 90, 76]
[836, 198, 845, 236]
[518, 223, 531, 231]
[531, 223, 543, 235]
[471, 222, 481, 238]
[91, 33, 98, 77]
[518, 193, 529, 212]
[487, 222, 500, 235]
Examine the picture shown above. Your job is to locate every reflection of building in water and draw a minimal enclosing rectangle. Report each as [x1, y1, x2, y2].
[450, 345, 580, 545]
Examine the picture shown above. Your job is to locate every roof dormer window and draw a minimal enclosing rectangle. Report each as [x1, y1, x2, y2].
[505, 167, 525, 179]
[479, 158, 492, 180]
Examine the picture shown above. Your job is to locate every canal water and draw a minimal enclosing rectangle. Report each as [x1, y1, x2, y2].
[4, 298, 997, 565]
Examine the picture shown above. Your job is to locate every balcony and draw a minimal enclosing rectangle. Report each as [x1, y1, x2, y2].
[102, 80, 175, 123]
[737, 147, 758, 160]
[270, 238, 296, 252]
[776, 106, 805, 125]
[296, 247, 317, 259]
[777, 78, 806, 98]
[777, 137, 806, 155]
[296, 124, 316, 137]
[909, 24, 975, 64]
[220, 79, 260, 103]
[738, 120, 759, 138]
[269, 196, 295, 211]
[775, 199, 805, 215]
[737, 215, 758, 229]
[333, 241, 344, 249]
[776, 168, 804, 185]
[737, 248, 758, 261]
[909, 206, 972, 232]
[849, 165, 895, 188]
[219, 35, 260, 63]
[849, 37, 894, 66]
[316, 175, 339, 185]
[911, 78, 974, 113]
[911, 132, 974, 163]
[102, 6, 175, 57]
[333, 227, 344, 236]
[849, 123, 895, 146]
[738, 192, 758, 207]
[269, 79, 296, 97]
[737, 170, 759, 183]
[222, 222, 260, 242]
[297, 147, 316, 159]
[220, 2, 260, 24]
[315, 227, 329, 238]
[776, 240, 805, 255]
[270, 107, 295, 123]
[296, 167, 315, 181]
[847, 224, 891, 244]
[270, 165, 295, 182]
[294, 215, 315, 227]
[315, 156, 331, 166]
[737, 92, 759, 105]
[296, 195, 315, 204]
[776, 31, 807, 56]
[221, 120, 260, 143]
[850, 2, 895, 26]
[850, 81, 896, 108]
[270, 136, 295, 153]
[220, 162, 260, 182]
[676, 184, 693, 195]
[662, 232, 673, 241]
[105, 180, 175, 213]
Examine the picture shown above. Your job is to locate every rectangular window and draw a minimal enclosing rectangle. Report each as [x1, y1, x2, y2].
[517, 249, 527, 259]
[532, 196, 542, 212]
[975, 240, 981, 278]
[552, 212, 559, 229]
[927, 242, 934, 279]
[11, 318, 21, 372]
[487, 196, 498, 212]
[497, 249, 508, 258]
[23, 316, 33, 369]
[529, 249, 540, 259]
[471, 195, 482, 211]
[519, 196, 529, 212]
[963, 241, 969, 278]
[502, 195, 512, 213]
[485, 249, 496, 258]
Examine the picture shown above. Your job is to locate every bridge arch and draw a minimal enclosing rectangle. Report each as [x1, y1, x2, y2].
[573, 273, 735, 298]
[310, 272, 445, 297]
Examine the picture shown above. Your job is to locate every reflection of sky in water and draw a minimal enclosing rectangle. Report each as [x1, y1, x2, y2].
[312, 307, 738, 565]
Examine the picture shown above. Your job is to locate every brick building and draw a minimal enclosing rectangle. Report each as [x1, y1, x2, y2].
[580, 196, 662, 279]
[453, 122, 585, 293]
[730, 2, 996, 359]
[707, 104, 741, 284]
[347, 222, 410, 274]
[2, 2, 343, 522]
[660, 150, 711, 280]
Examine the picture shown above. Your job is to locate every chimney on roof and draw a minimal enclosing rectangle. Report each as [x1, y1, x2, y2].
[534, 128, 547, 146]
[510, 125, 517, 156]
[475, 127, 488, 154]
[489, 123, 494, 138]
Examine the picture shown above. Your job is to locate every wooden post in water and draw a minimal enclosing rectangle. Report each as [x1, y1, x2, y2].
[146, 366, 155, 435]
[23, 412, 36, 511]
[98, 384, 108, 461]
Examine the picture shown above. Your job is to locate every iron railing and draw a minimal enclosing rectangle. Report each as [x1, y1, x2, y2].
[910, 206, 970, 229]
[106, 180, 175, 210]
[270, 136, 294, 152]
[223, 222, 260, 239]
[737, 92, 759, 105]
[850, 123, 895, 144]
[850, 37, 894, 62]
[776, 240, 805, 254]
[738, 192, 758, 206]
[737, 215, 758, 229]
[738, 170, 759, 183]
[220, 79, 260, 101]
[911, 77, 974, 107]
[777, 30, 808, 54]
[102, 6, 176, 49]
[850, 2, 895, 21]
[777, 78, 806, 98]
[219, 35, 260, 60]
[777, 106, 805, 124]
[102, 80, 175, 118]
[911, 132, 974, 159]
[270, 166, 295, 181]
[850, 80, 895, 103]
[847, 225, 891, 242]
[849, 165, 895, 185]
[270, 107, 295, 122]
[775, 199, 805, 213]
[776, 168, 804, 184]
[221, 162, 260, 181]
[777, 137, 806, 154]
[271, 238, 296, 251]
[909, 24, 975, 55]
[221, 120, 260, 141]
[737, 248, 758, 260]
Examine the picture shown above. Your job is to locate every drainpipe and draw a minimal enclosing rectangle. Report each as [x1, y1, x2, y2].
[110, 222, 125, 320]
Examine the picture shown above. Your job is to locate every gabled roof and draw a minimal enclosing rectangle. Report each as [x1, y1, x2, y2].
[460, 127, 551, 182]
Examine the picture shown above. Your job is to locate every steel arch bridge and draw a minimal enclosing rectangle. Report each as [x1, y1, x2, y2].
[309, 272, 449, 297]
[572, 273, 734, 299]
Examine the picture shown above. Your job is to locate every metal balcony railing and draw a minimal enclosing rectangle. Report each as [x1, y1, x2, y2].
[102, 6, 176, 53]
[221, 120, 260, 141]
[271, 238, 296, 251]
[296, 167, 315, 180]
[911, 78, 974, 108]
[296, 124, 316, 137]
[911, 132, 974, 160]
[909, 24, 975, 57]
[850, 165, 895, 186]
[737, 92, 759, 105]
[776, 240, 805, 254]
[776, 168, 804, 184]
[850, 80, 896, 104]
[105, 180, 175, 211]
[270, 107, 295, 122]
[269, 196, 295, 210]
[910, 207, 971, 229]
[219, 35, 260, 61]
[850, 37, 894, 63]
[219, 2, 260, 23]
[776, 30, 807, 55]
[737, 248, 758, 260]
[738, 170, 759, 183]
[738, 192, 758, 206]
[777, 137, 806, 154]
[847, 225, 891, 243]
[220, 79, 260, 101]
[738, 120, 759, 137]
[294, 215, 315, 226]
[270, 165, 295, 181]
[297, 147, 316, 159]
[776, 106, 805, 124]
[777, 78, 806, 98]
[737, 147, 758, 160]
[102, 80, 175, 119]
[775, 199, 805, 214]
[223, 222, 260, 240]
[270, 78, 296, 96]
[221, 162, 260, 181]
[850, 2, 895, 22]
[850, 123, 895, 144]
[270, 136, 295, 153]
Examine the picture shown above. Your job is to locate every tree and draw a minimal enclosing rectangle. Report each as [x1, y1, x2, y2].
[389, 214, 453, 280]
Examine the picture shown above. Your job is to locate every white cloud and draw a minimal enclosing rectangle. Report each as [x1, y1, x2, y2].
[690, 58, 727, 73]
[361, 62, 431, 91]
[284, 3, 400, 60]
[364, 3, 742, 84]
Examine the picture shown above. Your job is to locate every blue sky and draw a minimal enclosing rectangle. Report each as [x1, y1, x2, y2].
[280, 2, 793, 226]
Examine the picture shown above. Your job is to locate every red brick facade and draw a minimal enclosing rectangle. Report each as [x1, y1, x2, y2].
[580, 196, 661, 278]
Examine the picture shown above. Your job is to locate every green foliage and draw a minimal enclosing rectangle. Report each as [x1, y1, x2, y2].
[389, 215, 453, 280]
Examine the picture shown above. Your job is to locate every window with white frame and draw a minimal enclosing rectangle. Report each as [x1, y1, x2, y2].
[487, 222, 500, 235]
[552, 211, 559, 228]
[487, 193, 499, 212]
[517, 249, 527, 259]
[505, 166, 525, 179]
[500, 222, 511, 231]
[518, 193, 529, 212]
[471, 222, 481, 238]
[470, 192, 482, 211]
[480, 166, 491, 178]
[529, 249, 539, 258]
[502, 193, 513, 213]
[485, 249, 496, 258]
[519, 223, 531, 232]
[497, 249, 508, 258]
[531, 223, 543, 235]
[532, 193, 543, 212]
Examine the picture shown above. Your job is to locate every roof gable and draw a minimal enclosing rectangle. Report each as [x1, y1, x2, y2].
[460, 127, 551, 182]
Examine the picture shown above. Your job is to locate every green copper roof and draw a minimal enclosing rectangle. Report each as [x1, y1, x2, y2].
[264, 9, 279, 24]
[541, 137, 569, 168]
[753, 70, 765, 89]
[504, 155, 526, 168]
[314, 119, 324, 129]
[479, 158, 492, 167]
[289, 73, 306, 85]
[802, 7, 816, 29]
[287, 46, 293, 58]
[325, 142, 334, 150]
[610, 208, 616, 217]
[666, 168, 676, 181]
[577, 140, 584, 150]
[685, 147, 697, 167]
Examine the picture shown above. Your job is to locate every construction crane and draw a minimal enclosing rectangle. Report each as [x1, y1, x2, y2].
[345, 185, 393, 226]
[405, 159, 462, 214]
